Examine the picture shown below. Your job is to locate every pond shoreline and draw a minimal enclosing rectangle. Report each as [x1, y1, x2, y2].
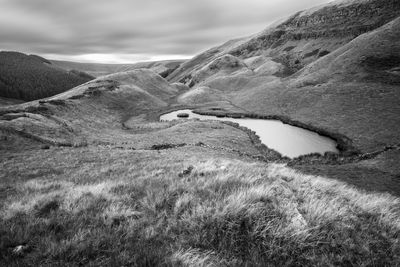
[158, 107, 360, 162]
[191, 109, 360, 158]
[220, 120, 286, 161]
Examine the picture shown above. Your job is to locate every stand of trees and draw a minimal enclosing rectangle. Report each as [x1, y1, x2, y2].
[0, 51, 94, 101]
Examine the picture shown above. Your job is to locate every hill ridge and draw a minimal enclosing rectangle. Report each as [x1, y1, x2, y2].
[0, 51, 94, 101]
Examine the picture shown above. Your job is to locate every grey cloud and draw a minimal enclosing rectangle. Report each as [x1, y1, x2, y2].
[0, 0, 331, 62]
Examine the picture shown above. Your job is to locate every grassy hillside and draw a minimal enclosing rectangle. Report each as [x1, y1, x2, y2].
[167, 38, 249, 84]
[178, 86, 226, 105]
[165, 0, 400, 211]
[294, 17, 400, 86]
[172, 2, 400, 154]
[51, 59, 185, 78]
[168, 0, 400, 84]
[0, 52, 94, 101]
[227, 17, 400, 153]
[1, 56, 399, 265]
[1, 146, 400, 265]
[0, 69, 192, 150]
[1, 0, 400, 265]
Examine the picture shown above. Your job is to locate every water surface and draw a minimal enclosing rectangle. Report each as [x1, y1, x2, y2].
[160, 109, 339, 158]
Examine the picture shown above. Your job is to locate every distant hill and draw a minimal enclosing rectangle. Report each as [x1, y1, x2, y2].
[0, 51, 94, 101]
[168, 0, 400, 84]
[51, 59, 186, 78]
[0, 69, 187, 147]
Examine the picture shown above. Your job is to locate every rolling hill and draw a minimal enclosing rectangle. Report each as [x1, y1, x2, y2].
[293, 16, 400, 86]
[167, 0, 400, 154]
[168, 0, 400, 84]
[1, 0, 400, 265]
[0, 69, 188, 149]
[0, 51, 94, 101]
[51, 59, 185, 78]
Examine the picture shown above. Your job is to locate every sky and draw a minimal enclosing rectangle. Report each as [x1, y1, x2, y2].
[0, 0, 332, 63]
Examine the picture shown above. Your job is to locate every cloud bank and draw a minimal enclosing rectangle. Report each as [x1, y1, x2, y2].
[0, 0, 331, 63]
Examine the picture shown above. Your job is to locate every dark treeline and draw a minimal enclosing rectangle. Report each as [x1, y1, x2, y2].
[0, 51, 93, 101]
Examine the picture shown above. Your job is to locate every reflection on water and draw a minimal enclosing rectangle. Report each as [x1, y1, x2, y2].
[160, 109, 339, 158]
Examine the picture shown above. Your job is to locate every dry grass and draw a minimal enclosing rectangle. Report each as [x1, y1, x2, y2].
[1, 146, 399, 266]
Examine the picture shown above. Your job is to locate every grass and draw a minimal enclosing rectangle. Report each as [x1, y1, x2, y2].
[0, 66, 399, 265]
[1, 146, 400, 266]
[293, 149, 400, 197]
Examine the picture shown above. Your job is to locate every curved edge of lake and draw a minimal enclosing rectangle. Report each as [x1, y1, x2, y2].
[160, 109, 340, 159]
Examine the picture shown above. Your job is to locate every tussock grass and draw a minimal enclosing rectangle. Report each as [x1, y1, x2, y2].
[1, 148, 399, 265]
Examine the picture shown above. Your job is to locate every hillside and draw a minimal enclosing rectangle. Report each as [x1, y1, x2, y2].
[1, 66, 400, 264]
[224, 17, 400, 153]
[0, 52, 94, 101]
[168, 0, 400, 154]
[51, 59, 185, 78]
[2, 147, 400, 265]
[294, 16, 400, 85]
[1, 0, 400, 265]
[0, 69, 191, 149]
[163, 0, 400, 199]
[168, 0, 400, 84]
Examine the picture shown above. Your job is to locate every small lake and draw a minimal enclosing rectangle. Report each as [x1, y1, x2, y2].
[160, 109, 339, 158]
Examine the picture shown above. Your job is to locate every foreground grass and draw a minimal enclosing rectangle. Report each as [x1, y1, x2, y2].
[1, 146, 400, 266]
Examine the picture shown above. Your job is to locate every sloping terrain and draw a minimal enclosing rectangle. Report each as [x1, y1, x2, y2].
[165, 0, 400, 202]
[1, 0, 400, 265]
[171, 0, 400, 154]
[0, 69, 190, 149]
[168, 0, 400, 85]
[0, 52, 93, 101]
[52, 59, 185, 78]
[230, 17, 400, 152]
[167, 38, 249, 84]
[178, 86, 226, 105]
[1, 147, 400, 265]
[189, 55, 251, 86]
[293, 17, 400, 85]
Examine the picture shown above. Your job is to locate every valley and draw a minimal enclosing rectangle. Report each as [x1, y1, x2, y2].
[1, 0, 400, 265]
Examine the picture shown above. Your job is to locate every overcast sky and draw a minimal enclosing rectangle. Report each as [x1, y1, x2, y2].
[0, 0, 332, 63]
